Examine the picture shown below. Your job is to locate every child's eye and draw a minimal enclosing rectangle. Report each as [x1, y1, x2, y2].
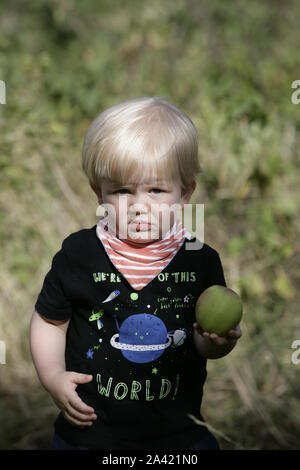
[114, 189, 130, 194]
[114, 188, 164, 194]
[151, 188, 163, 193]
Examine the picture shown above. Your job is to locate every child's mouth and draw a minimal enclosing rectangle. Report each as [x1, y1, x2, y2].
[134, 223, 151, 231]
[130, 220, 152, 231]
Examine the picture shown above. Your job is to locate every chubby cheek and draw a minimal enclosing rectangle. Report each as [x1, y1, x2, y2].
[152, 205, 178, 229]
[115, 204, 131, 235]
[102, 199, 123, 234]
[159, 211, 176, 236]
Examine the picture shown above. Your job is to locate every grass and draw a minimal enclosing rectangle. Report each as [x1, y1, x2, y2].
[0, 0, 300, 449]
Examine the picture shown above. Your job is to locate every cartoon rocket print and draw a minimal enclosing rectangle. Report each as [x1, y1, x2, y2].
[102, 290, 120, 303]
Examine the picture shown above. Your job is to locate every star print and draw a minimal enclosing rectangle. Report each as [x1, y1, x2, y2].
[184, 296, 190, 303]
[86, 349, 94, 359]
[152, 367, 158, 374]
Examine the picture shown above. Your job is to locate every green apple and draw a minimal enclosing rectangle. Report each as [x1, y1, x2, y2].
[195, 285, 243, 336]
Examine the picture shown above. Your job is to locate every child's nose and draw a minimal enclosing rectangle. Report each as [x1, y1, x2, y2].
[129, 200, 150, 217]
[131, 191, 149, 205]
[129, 193, 149, 209]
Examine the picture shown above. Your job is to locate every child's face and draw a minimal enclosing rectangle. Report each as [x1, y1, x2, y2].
[92, 174, 195, 244]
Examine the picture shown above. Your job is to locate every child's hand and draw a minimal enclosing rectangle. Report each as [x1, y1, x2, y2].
[46, 371, 98, 428]
[193, 322, 242, 346]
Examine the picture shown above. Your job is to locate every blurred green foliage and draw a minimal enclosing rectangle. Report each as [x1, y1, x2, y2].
[0, 0, 300, 450]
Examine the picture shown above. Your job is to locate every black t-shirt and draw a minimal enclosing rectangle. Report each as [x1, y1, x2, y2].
[35, 225, 227, 450]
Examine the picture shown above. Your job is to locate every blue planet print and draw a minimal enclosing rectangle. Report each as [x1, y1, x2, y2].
[110, 313, 172, 364]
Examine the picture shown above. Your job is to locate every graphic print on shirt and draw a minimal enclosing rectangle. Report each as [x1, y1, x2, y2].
[85, 287, 195, 364]
[85, 290, 121, 359]
[89, 307, 104, 330]
[110, 312, 187, 364]
[84, 269, 198, 402]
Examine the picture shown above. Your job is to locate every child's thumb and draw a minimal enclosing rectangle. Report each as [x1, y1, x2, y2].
[71, 373, 93, 384]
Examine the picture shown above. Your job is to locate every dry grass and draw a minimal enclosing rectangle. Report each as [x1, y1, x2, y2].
[1, 0, 300, 450]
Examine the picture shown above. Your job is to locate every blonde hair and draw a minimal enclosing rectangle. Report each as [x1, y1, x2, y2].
[82, 96, 201, 194]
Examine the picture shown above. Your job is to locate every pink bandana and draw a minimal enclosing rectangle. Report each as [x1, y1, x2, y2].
[96, 218, 192, 291]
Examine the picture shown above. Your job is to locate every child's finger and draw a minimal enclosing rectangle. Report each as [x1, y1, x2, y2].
[210, 333, 218, 339]
[63, 410, 94, 428]
[70, 372, 93, 384]
[202, 332, 213, 343]
[193, 322, 204, 334]
[209, 334, 227, 346]
[66, 403, 97, 423]
[69, 393, 95, 415]
[227, 329, 242, 338]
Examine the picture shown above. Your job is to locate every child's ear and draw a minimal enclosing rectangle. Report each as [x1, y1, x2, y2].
[90, 182, 103, 205]
[180, 180, 196, 206]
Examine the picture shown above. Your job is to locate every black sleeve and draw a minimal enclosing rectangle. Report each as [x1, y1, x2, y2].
[34, 241, 73, 320]
[205, 250, 227, 289]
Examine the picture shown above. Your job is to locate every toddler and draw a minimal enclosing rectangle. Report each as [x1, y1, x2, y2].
[30, 96, 242, 450]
